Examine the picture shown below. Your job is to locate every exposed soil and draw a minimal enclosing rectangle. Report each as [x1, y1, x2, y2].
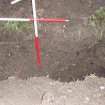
[0, 75, 105, 105]
[0, 0, 105, 82]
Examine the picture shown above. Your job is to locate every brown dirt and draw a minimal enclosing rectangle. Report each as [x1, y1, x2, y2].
[0, 0, 105, 82]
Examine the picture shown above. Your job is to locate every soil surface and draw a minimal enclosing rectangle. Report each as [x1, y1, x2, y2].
[0, 0, 105, 82]
[0, 75, 105, 105]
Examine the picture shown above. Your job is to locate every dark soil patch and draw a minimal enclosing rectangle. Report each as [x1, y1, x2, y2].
[0, 0, 105, 82]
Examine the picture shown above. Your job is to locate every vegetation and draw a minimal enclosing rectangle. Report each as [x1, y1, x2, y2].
[89, 7, 105, 41]
[0, 21, 32, 32]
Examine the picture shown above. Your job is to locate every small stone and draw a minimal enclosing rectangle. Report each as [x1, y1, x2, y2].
[8, 76, 16, 80]
[49, 82, 53, 85]
[86, 97, 90, 101]
[46, 75, 49, 78]
[8, 52, 12, 57]
[41, 92, 55, 105]
[84, 97, 90, 103]
[89, 74, 96, 78]
[72, 64, 76, 66]
[67, 89, 72, 93]
[37, 9, 44, 17]
[63, 25, 66, 28]
[16, 45, 20, 48]
[100, 86, 105, 90]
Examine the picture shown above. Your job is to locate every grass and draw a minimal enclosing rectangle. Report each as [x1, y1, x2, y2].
[0, 21, 42, 38]
[89, 7, 105, 41]
[0, 21, 33, 32]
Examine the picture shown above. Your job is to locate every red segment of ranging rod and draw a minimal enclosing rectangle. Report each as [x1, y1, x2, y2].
[35, 36, 40, 65]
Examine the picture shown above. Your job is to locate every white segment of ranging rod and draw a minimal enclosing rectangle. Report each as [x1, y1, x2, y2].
[0, 18, 30, 22]
[10, 0, 22, 5]
[32, 0, 38, 37]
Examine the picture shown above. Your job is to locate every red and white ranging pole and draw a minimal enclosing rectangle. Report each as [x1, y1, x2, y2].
[0, 18, 69, 22]
[32, 0, 41, 65]
[1, 0, 69, 65]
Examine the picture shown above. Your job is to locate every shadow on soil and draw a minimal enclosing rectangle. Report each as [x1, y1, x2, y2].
[49, 39, 105, 82]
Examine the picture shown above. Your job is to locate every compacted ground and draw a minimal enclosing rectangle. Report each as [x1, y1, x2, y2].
[0, 75, 105, 105]
[0, 0, 105, 82]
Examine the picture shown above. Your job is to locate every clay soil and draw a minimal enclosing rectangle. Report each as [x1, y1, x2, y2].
[0, 0, 105, 82]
